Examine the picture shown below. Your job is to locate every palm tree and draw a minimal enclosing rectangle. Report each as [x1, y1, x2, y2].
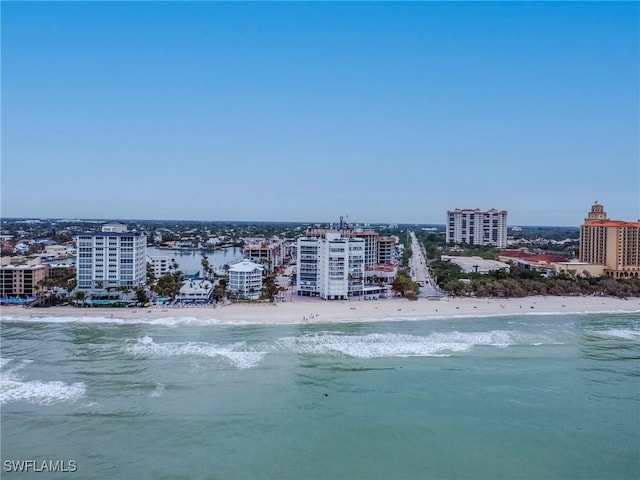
[261, 272, 282, 301]
[74, 291, 87, 307]
[146, 263, 156, 289]
[201, 254, 213, 280]
[215, 278, 228, 301]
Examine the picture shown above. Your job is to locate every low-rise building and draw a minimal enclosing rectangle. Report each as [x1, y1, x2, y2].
[228, 260, 264, 300]
[554, 262, 606, 278]
[498, 250, 569, 277]
[176, 279, 214, 303]
[441, 255, 511, 274]
[44, 245, 74, 258]
[365, 264, 398, 284]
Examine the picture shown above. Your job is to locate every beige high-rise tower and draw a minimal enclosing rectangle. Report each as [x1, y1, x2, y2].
[579, 203, 640, 278]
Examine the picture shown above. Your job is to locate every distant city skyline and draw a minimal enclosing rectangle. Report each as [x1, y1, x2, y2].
[2, 2, 638, 226]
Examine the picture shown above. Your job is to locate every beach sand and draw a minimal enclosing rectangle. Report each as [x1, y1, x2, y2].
[1, 296, 639, 325]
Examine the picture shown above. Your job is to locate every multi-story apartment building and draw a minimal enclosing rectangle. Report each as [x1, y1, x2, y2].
[243, 241, 281, 271]
[228, 260, 264, 300]
[446, 208, 508, 249]
[297, 232, 365, 300]
[377, 236, 397, 265]
[148, 255, 172, 278]
[76, 222, 147, 293]
[579, 203, 640, 278]
[0, 264, 48, 298]
[304, 227, 397, 268]
[297, 237, 320, 296]
[352, 229, 378, 268]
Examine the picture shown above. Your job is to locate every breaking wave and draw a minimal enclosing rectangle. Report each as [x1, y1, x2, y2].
[591, 329, 640, 341]
[0, 358, 85, 405]
[276, 330, 530, 359]
[126, 336, 265, 369]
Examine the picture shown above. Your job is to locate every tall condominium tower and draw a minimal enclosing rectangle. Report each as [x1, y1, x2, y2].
[579, 203, 640, 278]
[296, 232, 365, 300]
[76, 222, 147, 293]
[446, 208, 508, 249]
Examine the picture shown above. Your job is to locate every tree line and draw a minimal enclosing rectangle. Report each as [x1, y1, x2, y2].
[430, 260, 640, 298]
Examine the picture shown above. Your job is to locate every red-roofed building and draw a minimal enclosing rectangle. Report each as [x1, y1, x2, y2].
[498, 250, 570, 276]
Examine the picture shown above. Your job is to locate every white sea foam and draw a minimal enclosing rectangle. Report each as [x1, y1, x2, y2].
[594, 329, 640, 341]
[276, 330, 521, 359]
[1, 315, 128, 324]
[1, 358, 86, 406]
[151, 383, 165, 398]
[0, 315, 222, 326]
[0, 379, 86, 405]
[2, 308, 639, 326]
[126, 337, 265, 369]
[1, 361, 85, 406]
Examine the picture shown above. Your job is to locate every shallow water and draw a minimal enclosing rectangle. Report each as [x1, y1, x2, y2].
[1, 313, 639, 479]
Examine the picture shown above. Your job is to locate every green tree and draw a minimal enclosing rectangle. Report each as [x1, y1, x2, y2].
[215, 278, 228, 301]
[146, 262, 156, 289]
[391, 273, 420, 299]
[156, 271, 183, 298]
[201, 254, 213, 279]
[74, 290, 87, 307]
[261, 272, 282, 301]
[134, 287, 149, 305]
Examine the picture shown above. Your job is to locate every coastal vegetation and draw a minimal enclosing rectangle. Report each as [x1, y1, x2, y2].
[153, 271, 184, 298]
[430, 260, 640, 298]
[391, 272, 420, 300]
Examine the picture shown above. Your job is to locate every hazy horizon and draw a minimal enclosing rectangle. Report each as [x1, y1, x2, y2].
[1, 215, 584, 230]
[2, 2, 638, 226]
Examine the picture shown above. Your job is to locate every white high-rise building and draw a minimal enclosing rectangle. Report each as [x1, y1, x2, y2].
[446, 208, 508, 249]
[297, 237, 320, 296]
[296, 232, 365, 300]
[76, 222, 147, 293]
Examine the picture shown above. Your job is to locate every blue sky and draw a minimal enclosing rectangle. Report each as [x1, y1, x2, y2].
[2, 2, 638, 226]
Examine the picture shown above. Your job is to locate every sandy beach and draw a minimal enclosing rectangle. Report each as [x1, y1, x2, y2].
[1, 295, 639, 325]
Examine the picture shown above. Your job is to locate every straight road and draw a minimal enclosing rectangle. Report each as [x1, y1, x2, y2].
[408, 231, 442, 298]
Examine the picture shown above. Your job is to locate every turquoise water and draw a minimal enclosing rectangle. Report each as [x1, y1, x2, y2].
[1, 312, 639, 479]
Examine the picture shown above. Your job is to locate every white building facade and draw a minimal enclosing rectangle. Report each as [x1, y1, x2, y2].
[446, 208, 508, 249]
[76, 222, 147, 293]
[148, 255, 172, 278]
[297, 238, 320, 296]
[228, 260, 264, 300]
[296, 232, 365, 300]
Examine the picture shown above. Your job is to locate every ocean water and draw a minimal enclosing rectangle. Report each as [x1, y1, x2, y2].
[1, 312, 639, 480]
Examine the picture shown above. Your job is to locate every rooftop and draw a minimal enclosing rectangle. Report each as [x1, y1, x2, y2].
[229, 260, 264, 273]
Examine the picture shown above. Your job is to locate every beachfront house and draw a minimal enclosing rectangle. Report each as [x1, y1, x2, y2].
[228, 260, 264, 300]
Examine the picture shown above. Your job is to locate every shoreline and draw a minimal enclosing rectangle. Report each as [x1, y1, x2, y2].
[1, 296, 639, 326]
